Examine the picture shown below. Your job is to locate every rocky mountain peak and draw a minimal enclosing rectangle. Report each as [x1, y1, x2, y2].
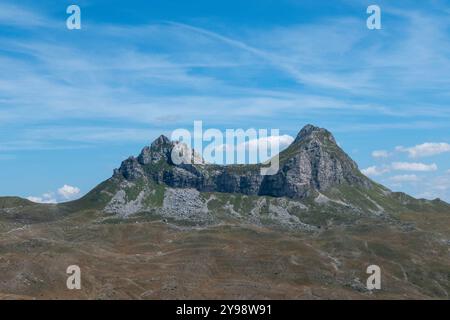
[294, 124, 336, 144]
[151, 135, 171, 148]
[259, 124, 371, 198]
[137, 135, 173, 165]
[114, 125, 373, 200]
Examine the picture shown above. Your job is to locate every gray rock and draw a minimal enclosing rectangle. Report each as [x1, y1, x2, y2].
[114, 124, 375, 200]
[138, 135, 172, 165]
[115, 157, 145, 181]
[161, 188, 211, 222]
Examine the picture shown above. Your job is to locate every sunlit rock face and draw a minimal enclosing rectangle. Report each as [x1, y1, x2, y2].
[114, 125, 374, 199]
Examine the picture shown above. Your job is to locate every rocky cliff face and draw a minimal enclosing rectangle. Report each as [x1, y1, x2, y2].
[259, 125, 372, 198]
[113, 124, 374, 199]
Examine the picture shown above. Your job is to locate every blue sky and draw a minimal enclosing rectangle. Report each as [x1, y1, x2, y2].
[0, 0, 450, 202]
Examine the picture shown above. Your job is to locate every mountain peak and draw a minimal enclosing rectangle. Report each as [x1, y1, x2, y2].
[294, 124, 336, 144]
[151, 135, 171, 148]
[114, 124, 373, 201]
[137, 135, 173, 166]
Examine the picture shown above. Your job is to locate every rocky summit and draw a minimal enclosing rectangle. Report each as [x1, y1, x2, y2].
[39, 124, 441, 233]
[114, 124, 372, 198]
[1, 124, 449, 299]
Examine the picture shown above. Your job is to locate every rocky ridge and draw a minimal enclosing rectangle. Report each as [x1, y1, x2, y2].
[114, 124, 374, 199]
[70, 124, 450, 229]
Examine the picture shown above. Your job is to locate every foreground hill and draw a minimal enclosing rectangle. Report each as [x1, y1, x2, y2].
[0, 125, 449, 299]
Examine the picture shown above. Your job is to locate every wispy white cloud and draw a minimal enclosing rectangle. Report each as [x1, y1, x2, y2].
[389, 174, 419, 183]
[0, 31, 378, 130]
[371, 150, 389, 159]
[361, 166, 389, 177]
[1, 3, 449, 140]
[362, 161, 438, 177]
[396, 142, 450, 158]
[21, 126, 164, 144]
[0, 3, 53, 28]
[391, 162, 437, 172]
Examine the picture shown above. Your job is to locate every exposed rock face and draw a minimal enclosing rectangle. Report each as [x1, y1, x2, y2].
[114, 125, 374, 199]
[259, 125, 372, 198]
[104, 189, 147, 217]
[114, 157, 145, 180]
[137, 135, 172, 165]
[162, 188, 211, 222]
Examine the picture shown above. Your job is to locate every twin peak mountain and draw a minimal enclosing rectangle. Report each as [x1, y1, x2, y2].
[112, 124, 374, 200]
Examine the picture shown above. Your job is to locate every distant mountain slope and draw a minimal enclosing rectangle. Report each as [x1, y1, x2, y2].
[0, 197, 33, 209]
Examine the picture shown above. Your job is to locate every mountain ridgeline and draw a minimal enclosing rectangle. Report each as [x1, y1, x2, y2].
[2, 124, 449, 228]
[63, 124, 447, 228]
[115, 125, 373, 198]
